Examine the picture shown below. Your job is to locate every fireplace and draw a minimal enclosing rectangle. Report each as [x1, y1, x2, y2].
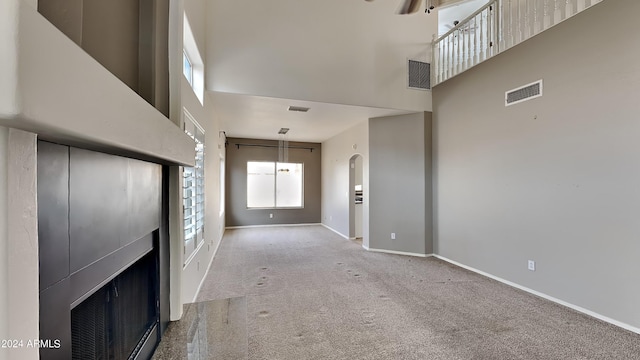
[71, 250, 158, 360]
[37, 141, 170, 360]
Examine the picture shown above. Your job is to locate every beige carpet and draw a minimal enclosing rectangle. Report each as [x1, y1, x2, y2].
[196, 225, 640, 359]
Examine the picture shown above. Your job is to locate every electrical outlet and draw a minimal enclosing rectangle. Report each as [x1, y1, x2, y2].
[391, 233, 396, 240]
[329, 215, 332, 221]
[269, 213, 273, 219]
[528, 260, 536, 271]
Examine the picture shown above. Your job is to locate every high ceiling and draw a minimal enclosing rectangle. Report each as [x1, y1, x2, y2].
[205, 0, 478, 143]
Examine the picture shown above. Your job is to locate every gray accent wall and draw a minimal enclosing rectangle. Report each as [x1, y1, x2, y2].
[226, 138, 321, 227]
[369, 112, 432, 255]
[433, 0, 640, 329]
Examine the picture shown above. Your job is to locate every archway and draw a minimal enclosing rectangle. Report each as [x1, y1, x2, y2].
[348, 154, 363, 243]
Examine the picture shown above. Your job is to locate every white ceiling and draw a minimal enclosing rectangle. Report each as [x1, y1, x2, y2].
[211, 92, 412, 143]
[438, 0, 490, 36]
[206, 0, 481, 143]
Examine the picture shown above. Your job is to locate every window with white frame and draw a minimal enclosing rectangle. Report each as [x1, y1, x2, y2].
[247, 162, 303, 209]
[183, 15, 204, 104]
[183, 51, 193, 86]
[183, 112, 205, 263]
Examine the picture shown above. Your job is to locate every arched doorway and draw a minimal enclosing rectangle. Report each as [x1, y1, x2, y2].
[348, 154, 363, 243]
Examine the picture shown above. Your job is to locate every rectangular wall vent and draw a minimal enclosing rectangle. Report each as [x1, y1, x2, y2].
[408, 60, 431, 90]
[288, 106, 310, 112]
[505, 80, 543, 106]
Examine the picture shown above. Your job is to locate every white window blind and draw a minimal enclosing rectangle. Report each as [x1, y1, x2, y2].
[183, 113, 204, 263]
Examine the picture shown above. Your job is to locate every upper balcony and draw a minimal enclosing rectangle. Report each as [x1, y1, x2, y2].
[432, 0, 604, 86]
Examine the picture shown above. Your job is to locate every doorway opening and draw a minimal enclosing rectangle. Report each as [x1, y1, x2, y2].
[348, 154, 363, 244]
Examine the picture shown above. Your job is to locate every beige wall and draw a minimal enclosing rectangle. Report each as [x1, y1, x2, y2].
[81, 0, 140, 90]
[433, 0, 640, 331]
[322, 121, 370, 247]
[180, 87, 226, 305]
[0, 0, 19, 120]
[12, 3, 193, 165]
[0, 0, 197, 339]
[179, 0, 226, 306]
[0, 127, 7, 360]
[206, 0, 434, 112]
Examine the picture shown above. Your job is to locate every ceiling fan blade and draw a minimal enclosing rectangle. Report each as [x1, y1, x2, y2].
[397, 0, 422, 14]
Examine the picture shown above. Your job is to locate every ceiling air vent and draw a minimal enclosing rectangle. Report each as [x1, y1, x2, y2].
[505, 80, 543, 106]
[408, 60, 431, 90]
[288, 106, 310, 113]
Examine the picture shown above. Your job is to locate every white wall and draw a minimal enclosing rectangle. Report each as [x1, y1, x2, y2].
[0, 127, 7, 360]
[184, 0, 206, 52]
[433, 0, 640, 331]
[0, 0, 18, 120]
[180, 87, 225, 304]
[207, 0, 434, 112]
[0, 128, 39, 360]
[322, 121, 369, 248]
[8, 3, 194, 165]
[180, 0, 226, 305]
[0, 0, 198, 338]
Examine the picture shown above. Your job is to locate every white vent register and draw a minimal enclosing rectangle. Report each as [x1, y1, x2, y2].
[505, 80, 543, 106]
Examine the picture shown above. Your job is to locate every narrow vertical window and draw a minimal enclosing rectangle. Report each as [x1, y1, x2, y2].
[183, 51, 193, 86]
[247, 162, 276, 208]
[276, 162, 303, 207]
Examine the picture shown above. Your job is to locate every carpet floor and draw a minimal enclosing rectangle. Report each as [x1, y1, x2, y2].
[189, 225, 640, 359]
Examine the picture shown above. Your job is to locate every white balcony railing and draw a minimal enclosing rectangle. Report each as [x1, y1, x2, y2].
[432, 0, 604, 86]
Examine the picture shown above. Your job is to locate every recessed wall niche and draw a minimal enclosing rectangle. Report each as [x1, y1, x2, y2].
[38, 0, 170, 117]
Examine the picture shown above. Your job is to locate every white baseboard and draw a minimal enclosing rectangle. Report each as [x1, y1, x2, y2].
[320, 223, 350, 239]
[433, 255, 640, 335]
[364, 246, 433, 258]
[192, 231, 225, 304]
[226, 223, 321, 230]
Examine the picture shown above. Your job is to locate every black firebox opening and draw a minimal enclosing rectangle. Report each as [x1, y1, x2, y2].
[71, 251, 159, 360]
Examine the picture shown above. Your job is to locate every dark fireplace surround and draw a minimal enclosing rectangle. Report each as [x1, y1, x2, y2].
[37, 141, 170, 360]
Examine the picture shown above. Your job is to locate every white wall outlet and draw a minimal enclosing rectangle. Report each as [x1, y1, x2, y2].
[329, 215, 332, 221]
[528, 260, 536, 271]
[269, 213, 273, 219]
[391, 233, 396, 240]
